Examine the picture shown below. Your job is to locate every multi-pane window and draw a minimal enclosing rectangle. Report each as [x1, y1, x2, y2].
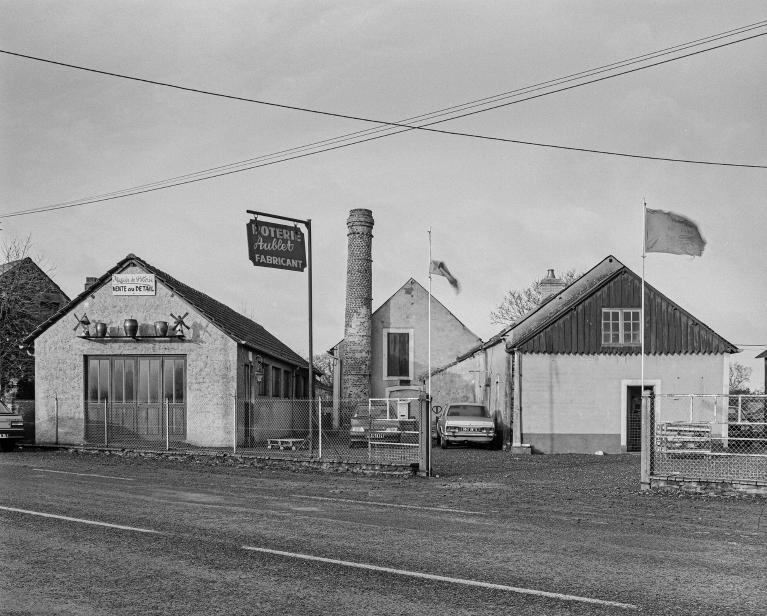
[271, 367, 281, 398]
[283, 371, 292, 399]
[86, 356, 185, 404]
[383, 329, 413, 379]
[258, 365, 268, 396]
[602, 309, 641, 345]
[87, 358, 110, 403]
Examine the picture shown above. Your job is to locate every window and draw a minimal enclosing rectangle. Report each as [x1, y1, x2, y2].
[283, 371, 292, 399]
[87, 358, 110, 403]
[258, 365, 267, 396]
[383, 328, 413, 380]
[271, 367, 281, 398]
[602, 309, 641, 345]
[86, 356, 185, 404]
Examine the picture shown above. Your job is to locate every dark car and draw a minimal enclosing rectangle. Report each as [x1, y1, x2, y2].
[349, 399, 419, 447]
[436, 402, 495, 449]
[0, 400, 25, 451]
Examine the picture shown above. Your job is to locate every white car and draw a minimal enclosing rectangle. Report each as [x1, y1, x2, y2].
[436, 403, 496, 449]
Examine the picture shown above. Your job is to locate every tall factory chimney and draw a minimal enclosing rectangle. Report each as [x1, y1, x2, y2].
[342, 209, 374, 400]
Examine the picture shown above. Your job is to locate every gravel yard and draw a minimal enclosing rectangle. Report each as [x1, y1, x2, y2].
[3, 446, 766, 615]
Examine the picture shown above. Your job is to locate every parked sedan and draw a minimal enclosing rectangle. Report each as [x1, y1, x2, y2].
[436, 403, 495, 449]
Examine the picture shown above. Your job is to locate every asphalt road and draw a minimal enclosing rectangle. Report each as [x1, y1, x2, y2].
[1, 449, 765, 615]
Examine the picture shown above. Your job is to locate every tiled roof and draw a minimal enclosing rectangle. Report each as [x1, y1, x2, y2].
[24, 254, 308, 368]
[1, 257, 70, 302]
[0, 258, 23, 277]
[505, 255, 624, 348]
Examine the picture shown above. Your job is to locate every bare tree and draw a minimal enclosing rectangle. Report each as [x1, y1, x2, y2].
[312, 352, 335, 389]
[729, 361, 753, 394]
[490, 269, 579, 327]
[0, 237, 65, 399]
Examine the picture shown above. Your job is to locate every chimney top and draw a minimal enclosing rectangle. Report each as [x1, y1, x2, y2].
[84, 276, 99, 292]
[540, 268, 566, 301]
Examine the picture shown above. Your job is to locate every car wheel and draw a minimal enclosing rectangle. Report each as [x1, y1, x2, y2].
[0, 441, 15, 452]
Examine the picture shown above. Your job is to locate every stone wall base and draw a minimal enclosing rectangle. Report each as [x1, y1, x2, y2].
[650, 475, 767, 497]
[31, 444, 417, 477]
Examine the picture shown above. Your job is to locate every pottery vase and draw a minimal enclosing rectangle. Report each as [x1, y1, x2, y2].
[154, 321, 169, 336]
[95, 322, 107, 337]
[123, 318, 139, 337]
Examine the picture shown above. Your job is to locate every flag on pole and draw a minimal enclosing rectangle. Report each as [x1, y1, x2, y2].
[429, 260, 460, 292]
[645, 208, 706, 256]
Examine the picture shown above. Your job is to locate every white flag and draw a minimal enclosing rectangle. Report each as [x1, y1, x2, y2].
[429, 260, 460, 292]
[645, 209, 706, 256]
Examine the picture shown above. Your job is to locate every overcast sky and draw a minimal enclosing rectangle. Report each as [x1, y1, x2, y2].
[1, 1, 765, 389]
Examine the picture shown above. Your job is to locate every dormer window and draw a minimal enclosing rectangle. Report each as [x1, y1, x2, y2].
[602, 309, 640, 345]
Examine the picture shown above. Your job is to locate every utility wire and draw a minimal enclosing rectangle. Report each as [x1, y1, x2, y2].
[13, 18, 766, 210]
[1, 26, 765, 218]
[2, 29, 765, 142]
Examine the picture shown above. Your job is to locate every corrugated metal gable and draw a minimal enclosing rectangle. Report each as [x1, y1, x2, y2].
[517, 268, 736, 355]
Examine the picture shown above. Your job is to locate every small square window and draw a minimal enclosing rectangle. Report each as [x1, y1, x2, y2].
[602, 309, 641, 346]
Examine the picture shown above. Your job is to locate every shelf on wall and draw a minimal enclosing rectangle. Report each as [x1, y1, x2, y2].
[77, 335, 188, 343]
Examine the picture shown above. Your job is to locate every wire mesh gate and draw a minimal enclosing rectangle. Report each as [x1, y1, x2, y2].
[235, 397, 423, 465]
[644, 394, 767, 486]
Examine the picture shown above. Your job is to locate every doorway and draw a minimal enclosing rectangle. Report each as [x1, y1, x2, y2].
[626, 385, 653, 452]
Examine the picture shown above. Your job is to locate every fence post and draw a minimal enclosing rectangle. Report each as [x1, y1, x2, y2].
[233, 395, 237, 454]
[689, 394, 694, 423]
[318, 398, 322, 460]
[54, 394, 59, 445]
[640, 394, 651, 491]
[165, 398, 170, 451]
[104, 398, 108, 447]
[737, 395, 742, 423]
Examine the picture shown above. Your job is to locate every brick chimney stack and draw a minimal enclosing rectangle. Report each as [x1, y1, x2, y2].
[342, 209, 374, 400]
[540, 268, 566, 300]
[84, 276, 99, 291]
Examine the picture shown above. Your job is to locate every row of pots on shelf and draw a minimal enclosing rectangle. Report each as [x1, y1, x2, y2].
[90, 319, 175, 337]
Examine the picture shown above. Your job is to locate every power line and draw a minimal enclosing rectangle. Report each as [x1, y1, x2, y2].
[1, 26, 765, 218]
[2, 28, 765, 140]
[15, 18, 766, 209]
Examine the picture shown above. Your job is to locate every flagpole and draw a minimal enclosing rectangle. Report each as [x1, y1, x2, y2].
[428, 228, 432, 477]
[428, 227, 432, 400]
[641, 200, 646, 395]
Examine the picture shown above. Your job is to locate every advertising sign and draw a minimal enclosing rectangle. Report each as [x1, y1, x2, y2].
[246, 220, 307, 272]
[112, 273, 156, 295]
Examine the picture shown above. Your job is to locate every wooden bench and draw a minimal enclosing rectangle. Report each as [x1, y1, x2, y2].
[657, 422, 712, 454]
[266, 438, 308, 451]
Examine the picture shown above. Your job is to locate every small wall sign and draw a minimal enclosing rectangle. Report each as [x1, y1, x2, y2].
[112, 273, 156, 295]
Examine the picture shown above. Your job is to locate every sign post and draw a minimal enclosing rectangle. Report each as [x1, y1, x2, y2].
[246, 211, 314, 419]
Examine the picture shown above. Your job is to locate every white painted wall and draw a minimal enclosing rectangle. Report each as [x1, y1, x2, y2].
[521, 353, 729, 444]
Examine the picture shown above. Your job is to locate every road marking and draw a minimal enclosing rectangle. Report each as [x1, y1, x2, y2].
[33, 468, 135, 481]
[241, 545, 639, 610]
[0, 506, 160, 534]
[292, 494, 482, 515]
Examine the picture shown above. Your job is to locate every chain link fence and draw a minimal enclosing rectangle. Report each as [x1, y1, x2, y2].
[647, 394, 767, 484]
[35, 396, 424, 466]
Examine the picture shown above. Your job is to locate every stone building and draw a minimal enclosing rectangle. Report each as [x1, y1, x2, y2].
[430, 255, 738, 454]
[332, 209, 481, 423]
[24, 253, 309, 448]
[0, 257, 69, 400]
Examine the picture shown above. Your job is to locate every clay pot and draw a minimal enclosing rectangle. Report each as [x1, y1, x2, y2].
[123, 318, 139, 337]
[95, 322, 107, 337]
[154, 321, 169, 336]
